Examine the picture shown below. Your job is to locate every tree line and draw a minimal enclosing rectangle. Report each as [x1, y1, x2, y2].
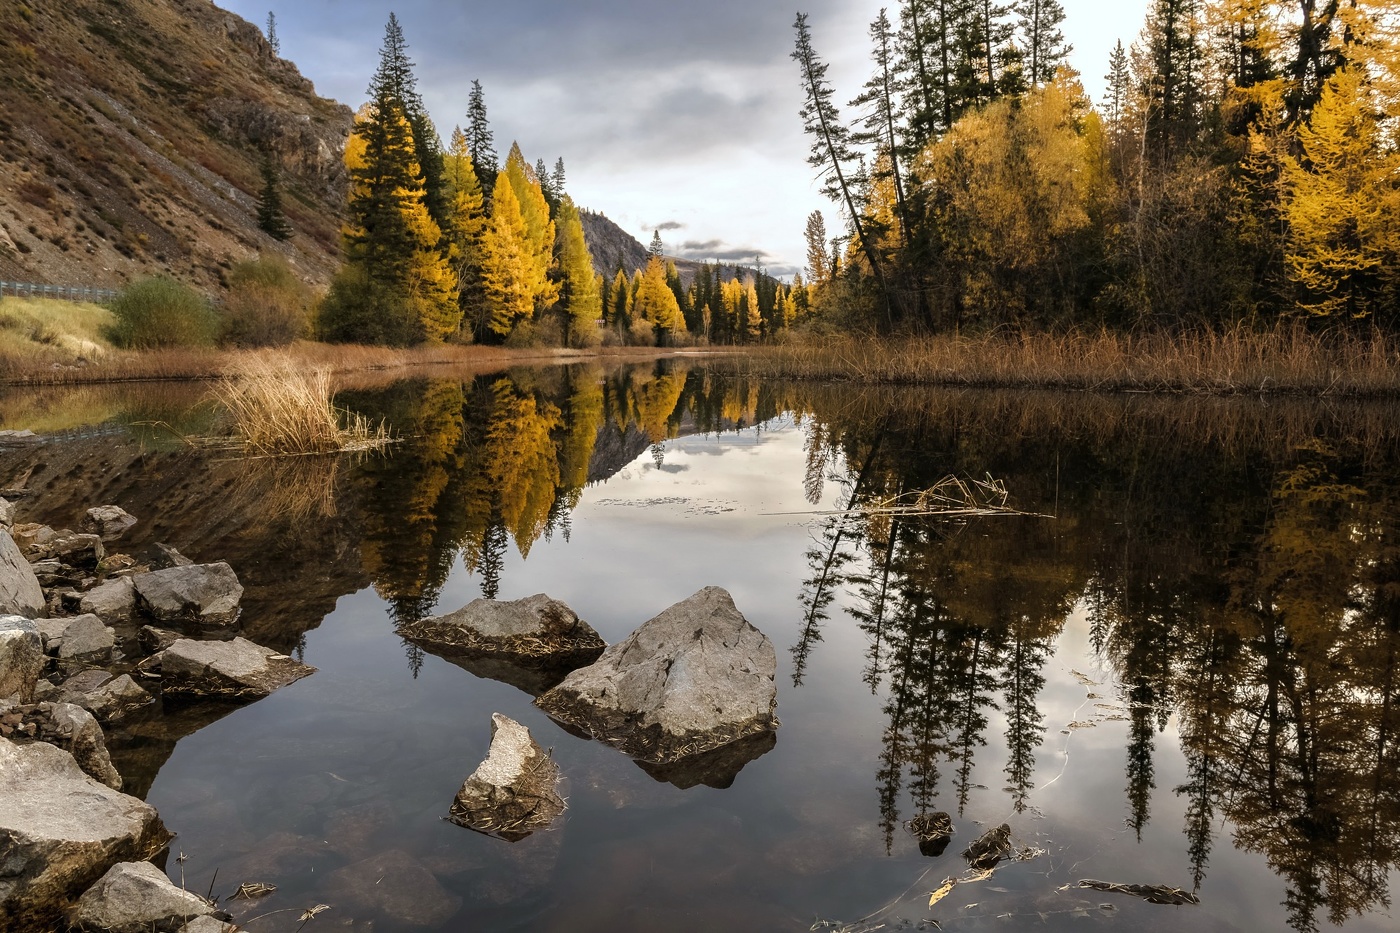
[793, 0, 1400, 333]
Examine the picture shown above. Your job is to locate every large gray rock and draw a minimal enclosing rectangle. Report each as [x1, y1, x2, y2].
[0, 738, 169, 927]
[7, 701, 124, 790]
[62, 674, 152, 723]
[0, 498, 15, 529]
[156, 638, 314, 701]
[80, 577, 138, 624]
[55, 615, 116, 662]
[535, 587, 778, 764]
[0, 532, 44, 618]
[132, 563, 243, 627]
[13, 524, 105, 570]
[448, 713, 565, 841]
[82, 506, 139, 542]
[402, 594, 606, 696]
[72, 860, 215, 933]
[0, 616, 43, 701]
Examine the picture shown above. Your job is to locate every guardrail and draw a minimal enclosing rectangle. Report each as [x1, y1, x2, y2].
[0, 281, 119, 302]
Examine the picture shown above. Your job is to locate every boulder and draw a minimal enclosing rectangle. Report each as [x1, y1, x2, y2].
[448, 713, 565, 841]
[55, 615, 116, 662]
[0, 498, 14, 529]
[401, 594, 606, 696]
[63, 674, 151, 723]
[0, 616, 43, 701]
[535, 587, 778, 763]
[80, 577, 137, 624]
[156, 638, 314, 701]
[14, 524, 105, 570]
[82, 506, 139, 542]
[0, 531, 44, 618]
[0, 738, 169, 927]
[9, 701, 124, 790]
[132, 563, 243, 627]
[72, 861, 215, 933]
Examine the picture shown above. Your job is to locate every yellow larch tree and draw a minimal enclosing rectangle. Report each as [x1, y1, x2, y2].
[444, 126, 488, 340]
[480, 173, 534, 337]
[632, 256, 686, 340]
[503, 143, 560, 311]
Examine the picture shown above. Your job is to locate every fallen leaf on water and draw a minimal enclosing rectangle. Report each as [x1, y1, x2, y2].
[298, 904, 331, 922]
[928, 878, 957, 908]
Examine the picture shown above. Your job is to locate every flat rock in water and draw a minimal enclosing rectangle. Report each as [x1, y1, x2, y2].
[322, 849, 462, 929]
[0, 738, 169, 927]
[402, 594, 606, 696]
[132, 563, 242, 627]
[72, 860, 215, 933]
[178, 917, 236, 933]
[81, 577, 138, 624]
[449, 713, 565, 841]
[64, 674, 152, 723]
[0, 616, 43, 701]
[156, 638, 314, 701]
[963, 823, 1013, 869]
[536, 587, 778, 764]
[82, 506, 139, 542]
[55, 614, 116, 662]
[0, 532, 44, 618]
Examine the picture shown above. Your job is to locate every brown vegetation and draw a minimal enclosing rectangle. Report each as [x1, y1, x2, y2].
[738, 327, 1400, 398]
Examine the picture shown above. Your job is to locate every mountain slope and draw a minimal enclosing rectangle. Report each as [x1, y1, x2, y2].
[0, 0, 352, 290]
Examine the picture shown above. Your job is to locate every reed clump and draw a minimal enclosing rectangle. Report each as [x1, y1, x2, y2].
[740, 326, 1400, 398]
[212, 355, 389, 455]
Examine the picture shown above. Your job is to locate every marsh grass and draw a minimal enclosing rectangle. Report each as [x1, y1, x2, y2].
[741, 326, 1400, 397]
[0, 297, 114, 367]
[211, 355, 390, 455]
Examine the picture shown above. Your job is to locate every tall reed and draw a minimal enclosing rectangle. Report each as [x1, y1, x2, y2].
[211, 355, 388, 455]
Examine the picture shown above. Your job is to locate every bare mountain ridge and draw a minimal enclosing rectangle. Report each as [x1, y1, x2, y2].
[578, 209, 759, 288]
[0, 0, 352, 290]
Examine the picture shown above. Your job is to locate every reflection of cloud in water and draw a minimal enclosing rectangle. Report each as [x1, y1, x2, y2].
[593, 496, 739, 516]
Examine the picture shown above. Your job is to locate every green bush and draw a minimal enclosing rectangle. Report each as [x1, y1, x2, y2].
[316, 265, 420, 346]
[107, 277, 219, 349]
[221, 256, 313, 348]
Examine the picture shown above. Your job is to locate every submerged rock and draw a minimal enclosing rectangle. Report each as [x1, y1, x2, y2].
[0, 532, 45, 618]
[0, 738, 170, 927]
[132, 563, 243, 627]
[535, 587, 778, 764]
[962, 823, 1013, 869]
[322, 849, 462, 929]
[156, 637, 314, 701]
[0, 616, 43, 701]
[82, 506, 139, 542]
[137, 625, 181, 656]
[81, 577, 138, 624]
[402, 594, 605, 696]
[72, 860, 215, 933]
[449, 713, 565, 841]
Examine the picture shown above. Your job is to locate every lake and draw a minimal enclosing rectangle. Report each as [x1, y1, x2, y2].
[3, 361, 1398, 932]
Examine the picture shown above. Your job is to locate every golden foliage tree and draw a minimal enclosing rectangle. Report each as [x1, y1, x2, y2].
[480, 173, 535, 337]
[503, 143, 560, 311]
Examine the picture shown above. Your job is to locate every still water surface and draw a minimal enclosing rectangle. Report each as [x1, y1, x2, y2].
[5, 362, 1400, 933]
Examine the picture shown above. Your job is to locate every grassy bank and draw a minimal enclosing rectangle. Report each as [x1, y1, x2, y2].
[736, 327, 1400, 398]
[0, 297, 725, 385]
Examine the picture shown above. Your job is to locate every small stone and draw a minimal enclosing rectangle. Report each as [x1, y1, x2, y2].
[72, 860, 215, 933]
[132, 563, 243, 627]
[82, 506, 139, 542]
[449, 713, 566, 841]
[0, 616, 43, 702]
[157, 638, 314, 701]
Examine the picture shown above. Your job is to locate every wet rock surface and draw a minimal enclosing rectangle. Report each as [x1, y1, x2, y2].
[322, 849, 462, 929]
[402, 594, 606, 696]
[449, 713, 566, 841]
[0, 616, 43, 701]
[155, 637, 314, 701]
[0, 738, 169, 927]
[72, 860, 216, 933]
[634, 728, 777, 790]
[906, 811, 955, 858]
[132, 563, 243, 627]
[0, 532, 45, 618]
[536, 587, 778, 763]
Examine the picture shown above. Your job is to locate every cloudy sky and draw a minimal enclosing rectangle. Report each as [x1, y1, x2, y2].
[221, 0, 1150, 276]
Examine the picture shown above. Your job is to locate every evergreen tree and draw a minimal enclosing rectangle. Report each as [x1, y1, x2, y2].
[537, 157, 559, 214]
[265, 11, 279, 55]
[551, 158, 567, 199]
[480, 173, 534, 338]
[805, 210, 831, 284]
[610, 267, 631, 329]
[466, 80, 499, 193]
[445, 126, 488, 340]
[503, 143, 560, 310]
[555, 197, 602, 347]
[649, 229, 665, 258]
[1141, 0, 1206, 161]
[851, 9, 910, 246]
[1015, 0, 1070, 85]
[256, 153, 291, 241]
[367, 14, 450, 233]
[1104, 40, 1131, 133]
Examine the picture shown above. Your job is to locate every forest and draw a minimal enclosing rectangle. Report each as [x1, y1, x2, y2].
[794, 0, 1400, 334]
[315, 15, 809, 349]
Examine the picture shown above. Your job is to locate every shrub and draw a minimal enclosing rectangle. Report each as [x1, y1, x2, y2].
[316, 265, 419, 346]
[221, 255, 312, 348]
[107, 277, 218, 349]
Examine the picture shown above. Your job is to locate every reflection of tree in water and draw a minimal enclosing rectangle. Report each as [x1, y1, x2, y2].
[792, 386, 1400, 931]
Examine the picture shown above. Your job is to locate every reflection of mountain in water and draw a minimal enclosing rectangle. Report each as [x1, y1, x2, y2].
[789, 388, 1400, 933]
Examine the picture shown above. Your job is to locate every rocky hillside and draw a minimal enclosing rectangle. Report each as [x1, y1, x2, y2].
[578, 209, 751, 288]
[0, 0, 352, 291]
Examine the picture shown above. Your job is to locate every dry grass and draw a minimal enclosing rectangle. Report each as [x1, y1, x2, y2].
[741, 326, 1400, 397]
[211, 355, 389, 455]
[0, 339, 724, 387]
[0, 297, 114, 369]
